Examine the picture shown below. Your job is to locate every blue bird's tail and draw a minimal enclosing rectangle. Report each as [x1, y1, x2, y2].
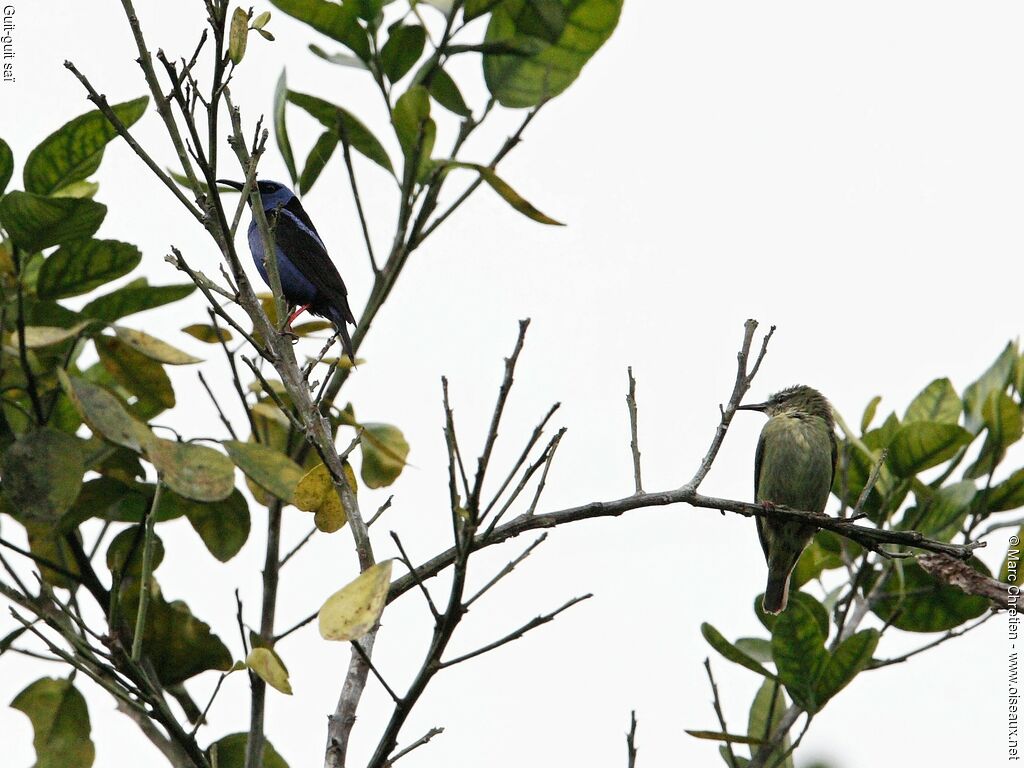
[328, 306, 356, 365]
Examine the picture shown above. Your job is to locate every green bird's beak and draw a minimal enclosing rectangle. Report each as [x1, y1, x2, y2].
[737, 401, 768, 412]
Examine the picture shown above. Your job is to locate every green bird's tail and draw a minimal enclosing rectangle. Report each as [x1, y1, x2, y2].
[762, 570, 791, 615]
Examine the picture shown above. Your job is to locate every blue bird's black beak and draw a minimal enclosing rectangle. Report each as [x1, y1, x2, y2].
[217, 179, 245, 191]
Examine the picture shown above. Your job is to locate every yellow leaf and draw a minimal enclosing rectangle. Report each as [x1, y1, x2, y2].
[294, 463, 352, 533]
[245, 647, 292, 695]
[228, 7, 249, 64]
[318, 560, 393, 642]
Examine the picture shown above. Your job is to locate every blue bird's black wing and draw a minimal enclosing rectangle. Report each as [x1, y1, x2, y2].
[270, 202, 356, 327]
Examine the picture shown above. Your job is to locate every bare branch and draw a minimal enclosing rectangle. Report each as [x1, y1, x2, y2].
[626, 367, 643, 494]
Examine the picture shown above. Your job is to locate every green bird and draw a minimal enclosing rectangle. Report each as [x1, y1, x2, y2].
[738, 385, 837, 614]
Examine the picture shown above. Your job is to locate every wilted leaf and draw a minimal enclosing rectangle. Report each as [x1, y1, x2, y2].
[2, 428, 84, 522]
[483, 0, 622, 108]
[58, 369, 150, 452]
[37, 239, 141, 299]
[318, 560, 393, 641]
[182, 323, 233, 343]
[229, 7, 249, 64]
[144, 438, 235, 503]
[96, 335, 175, 410]
[294, 462, 352, 533]
[360, 423, 410, 488]
[0, 192, 106, 252]
[444, 161, 562, 225]
[224, 440, 304, 502]
[246, 647, 293, 695]
[114, 327, 202, 365]
[20, 322, 93, 348]
[207, 733, 289, 768]
[11, 678, 95, 768]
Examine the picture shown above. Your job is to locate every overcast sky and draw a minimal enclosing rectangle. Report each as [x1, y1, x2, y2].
[1, 2, 1021, 767]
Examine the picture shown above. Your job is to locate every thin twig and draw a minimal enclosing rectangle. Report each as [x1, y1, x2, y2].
[626, 367, 643, 494]
[626, 710, 638, 768]
[387, 727, 444, 765]
[703, 658, 738, 768]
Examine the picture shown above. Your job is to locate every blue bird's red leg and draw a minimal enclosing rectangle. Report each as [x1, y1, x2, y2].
[284, 303, 311, 331]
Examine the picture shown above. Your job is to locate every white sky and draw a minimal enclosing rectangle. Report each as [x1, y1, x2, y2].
[1, 2, 1020, 767]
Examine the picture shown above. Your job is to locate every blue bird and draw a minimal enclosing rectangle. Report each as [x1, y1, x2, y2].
[219, 178, 356, 361]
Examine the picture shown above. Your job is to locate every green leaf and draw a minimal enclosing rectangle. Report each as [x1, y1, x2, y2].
[24, 522, 83, 589]
[207, 733, 289, 768]
[106, 526, 165, 577]
[427, 67, 472, 117]
[734, 637, 773, 664]
[886, 422, 972, 477]
[964, 341, 1018, 432]
[81, 280, 195, 322]
[37, 239, 141, 299]
[0, 137, 13, 196]
[52, 180, 100, 199]
[483, 0, 622, 108]
[792, 532, 844, 587]
[174, 489, 251, 562]
[229, 7, 249, 64]
[96, 335, 175, 410]
[288, 91, 394, 175]
[965, 391, 1023, 479]
[254, 10, 272, 28]
[10, 678, 95, 768]
[308, 43, 368, 68]
[0, 192, 106, 252]
[770, 598, 826, 712]
[269, 0, 370, 60]
[144, 438, 236, 503]
[246, 647, 293, 695]
[299, 129, 339, 195]
[465, 0, 503, 20]
[117, 580, 232, 684]
[182, 323, 232, 344]
[755, 590, 828, 637]
[223, 440, 305, 503]
[58, 370, 150, 452]
[870, 560, 990, 632]
[747, 680, 791, 767]
[701, 622, 775, 679]
[392, 85, 435, 179]
[23, 96, 148, 195]
[904, 378, 960, 424]
[274, 71, 299, 185]
[114, 327, 202, 365]
[911, 480, 976, 539]
[1, 428, 84, 522]
[684, 730, 762, 745]
[443, 161, 563, 225]
[986, 468, 1024, 513]
[381, 24, 426, 81]
[360, 422, 410, 488]
[816, 629, 878, 705]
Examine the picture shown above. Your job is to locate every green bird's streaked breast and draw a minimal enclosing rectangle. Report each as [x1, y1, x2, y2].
[755, 415, 835, 512]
